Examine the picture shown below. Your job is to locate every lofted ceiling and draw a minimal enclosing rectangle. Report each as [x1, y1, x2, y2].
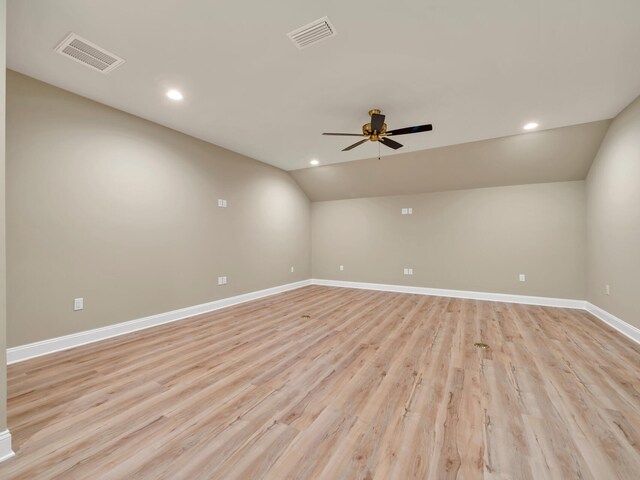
[290, 120, 611, 201]
[7, 0, 640, 171]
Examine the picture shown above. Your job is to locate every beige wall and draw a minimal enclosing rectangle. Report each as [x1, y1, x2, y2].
[586, 95, 640, 329]
[0, 0, 7, 433]
[6, 71, 311, 347]
[312, 181, 586, 299]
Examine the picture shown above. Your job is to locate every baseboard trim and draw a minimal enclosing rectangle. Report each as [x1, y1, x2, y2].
[585, 302, 640, 345]
[7, 280, 312, 364]
[0, 430, 14, 463]
[313, 279, 640, 346]
[7, 279, 639, 364]
[311, 279, 586, 309]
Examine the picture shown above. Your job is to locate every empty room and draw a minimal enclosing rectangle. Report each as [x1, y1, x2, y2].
[0, 0, 639, 478]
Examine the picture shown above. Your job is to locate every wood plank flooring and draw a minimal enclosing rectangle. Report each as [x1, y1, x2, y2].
[1, 285, 640, 479]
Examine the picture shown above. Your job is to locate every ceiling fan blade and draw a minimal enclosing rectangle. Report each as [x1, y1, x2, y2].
[342, 138, 370, 151]
[371, 113, 385, 132]
[322, 133, 366, 137]
[380, 137, 403, 150]
[386, 124, 433, 136]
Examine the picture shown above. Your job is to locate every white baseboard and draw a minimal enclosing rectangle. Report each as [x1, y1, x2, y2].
[6, 279, 639, 365]
[0, 429, 14, 463]
[7, 280, 312, 364]
[585, 302, 640, 345]
[311, 279, 586, 309]
[313, 279, 640, 346]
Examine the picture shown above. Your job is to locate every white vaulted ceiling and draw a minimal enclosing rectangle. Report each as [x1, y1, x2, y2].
[290, 120, 611, 201]
[7, 0, 640, 170]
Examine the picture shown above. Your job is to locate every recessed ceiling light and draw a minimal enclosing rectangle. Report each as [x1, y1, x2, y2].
[523, 122, 538, 130]
[166, 89, 183, 101]
[310, 159, 320, 166]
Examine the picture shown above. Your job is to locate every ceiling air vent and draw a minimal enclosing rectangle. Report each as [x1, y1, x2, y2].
[287, 16, 337, 49]
[54, 33, 125, 74]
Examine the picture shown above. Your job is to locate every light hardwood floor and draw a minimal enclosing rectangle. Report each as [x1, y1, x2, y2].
[2, 285, 640, 479]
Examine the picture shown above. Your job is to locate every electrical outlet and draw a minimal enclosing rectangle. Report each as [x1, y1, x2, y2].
[403, 268, 414, 275]
[74, 297, 84, 311]
[339, 265, 344, 271]
[217, 199, 228, 208]
[605, 284, 610, 295]
[519, 274, 526, 282]
[290, 266, 295, 273]
[218, 276, 227, 285]
[401, 208, 413, 215]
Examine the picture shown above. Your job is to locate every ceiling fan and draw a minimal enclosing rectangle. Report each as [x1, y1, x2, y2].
[323, 109, 433, 151]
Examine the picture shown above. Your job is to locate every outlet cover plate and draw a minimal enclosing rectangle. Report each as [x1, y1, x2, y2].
[74, 298, 84, 311]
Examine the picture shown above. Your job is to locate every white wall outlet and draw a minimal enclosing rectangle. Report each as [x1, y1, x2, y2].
[218, 276, 228, 285]
[519, 274, 526, 282]
[290, 266, 295, 273]
[73, 297, 84, 311]
[605, 284, 610, 295]
[339, 265, 344, 271]
[401, 208, 413, 215]
[403, 268, 414, 275]
[217, 199, 228, 208]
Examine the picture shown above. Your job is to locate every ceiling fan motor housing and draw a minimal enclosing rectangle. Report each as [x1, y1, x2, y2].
[362, 123, 387, 140]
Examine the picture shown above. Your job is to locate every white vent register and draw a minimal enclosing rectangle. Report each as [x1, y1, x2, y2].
[55, 33, 125, 73]
[287, 17, 337, 49]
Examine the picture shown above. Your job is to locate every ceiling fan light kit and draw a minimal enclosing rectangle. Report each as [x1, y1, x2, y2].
[323, 109, 433, 152]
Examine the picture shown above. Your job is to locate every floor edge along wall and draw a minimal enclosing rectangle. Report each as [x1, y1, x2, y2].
[6, 278, 640, 365]
[6, 280, 312, 364]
